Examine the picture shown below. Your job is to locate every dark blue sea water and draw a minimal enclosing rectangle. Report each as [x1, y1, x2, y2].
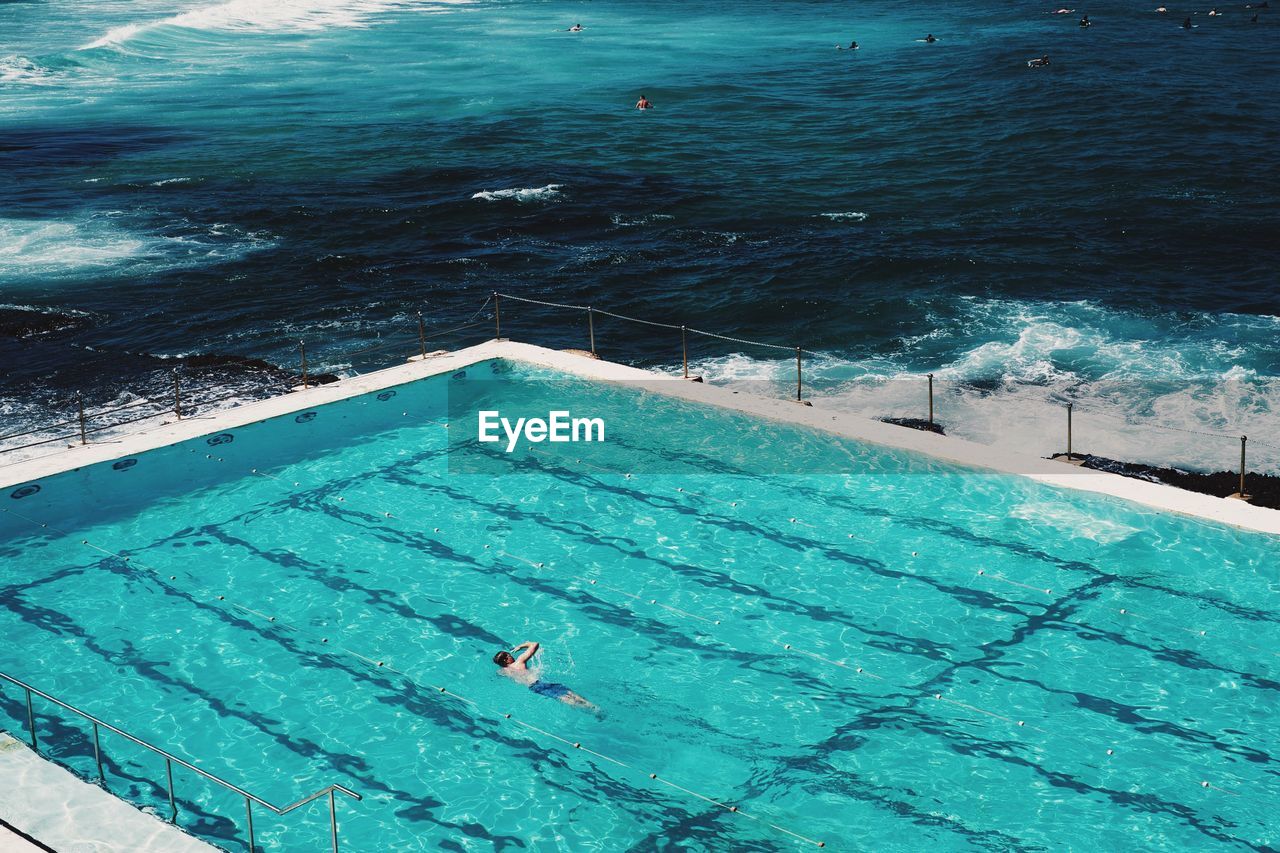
[2, 0, 1278, 469]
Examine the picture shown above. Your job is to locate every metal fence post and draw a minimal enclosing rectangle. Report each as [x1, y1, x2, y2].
[92, 721, 104, 782]
[245, 796, 256, 853]
[681, 326, 688, 379]
[588, 307, 596, 357]
[1239, 435, 1248, 498]
[166, 757, 178, 822]
[1067, 403, 1073, 460]
[329, 789, 339, 853]
[24, 687, 36, 750]
[77, 393, 87, 445]
[299, 341, 309, 390]
[417, 312, 427, 359]
[927, 374, 934, 425]
[795, 347, 803, 402]
[493, 292, 501, 340]
[174, 373, 182, 420]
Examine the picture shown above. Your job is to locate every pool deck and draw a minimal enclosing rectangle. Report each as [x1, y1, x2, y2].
[0, 731, 214, 853]
[2, 338, 1277, 537]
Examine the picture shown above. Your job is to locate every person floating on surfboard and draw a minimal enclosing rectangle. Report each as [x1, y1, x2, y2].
[636, 94, 653, 110]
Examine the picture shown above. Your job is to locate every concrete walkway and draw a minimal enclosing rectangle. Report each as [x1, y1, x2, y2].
[0, 732, 214, 853]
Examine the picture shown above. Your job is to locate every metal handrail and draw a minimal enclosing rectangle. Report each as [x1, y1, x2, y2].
[492, 291, 810, 400]
[0, 670, 361, 852]
[3, 294, 1274, 465]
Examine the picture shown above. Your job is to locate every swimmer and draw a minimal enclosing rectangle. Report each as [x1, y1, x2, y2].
[1079, 14, 1092, 26]
[1208, 7, 1220, 15]
[924, 33, 937, 42]
[1027, 54, 1051, 67]
[1183, 15, 1194, 26]
[494, 642, 600, 714]
[567, 23, 584, 32]
[838, 40, 859, 50]
[636, 94, 652, 110]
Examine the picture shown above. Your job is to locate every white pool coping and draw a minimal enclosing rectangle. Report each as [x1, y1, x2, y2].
[2, 338, 1278, 537]
[0, 732, 215, 853]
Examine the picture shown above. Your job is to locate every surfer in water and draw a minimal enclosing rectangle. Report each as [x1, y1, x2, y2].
[636, 94, 653, 110]
[839, 40, 859, 50]
[924, 33, 937, 42]
[567, 23, 584, 31]
[1183, 15, 1193, 27]
[494, 641, 600, 714]
[1028, 54, 1051, 67]
[1079, 14, 1092, 26]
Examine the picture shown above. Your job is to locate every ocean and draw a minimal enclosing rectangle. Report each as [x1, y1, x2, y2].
[2, 0, 1278, 472]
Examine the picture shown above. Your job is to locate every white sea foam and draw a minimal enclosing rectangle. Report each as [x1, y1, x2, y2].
[471, 184, 564, 203]
[818, 211, 869, 222]
[0, 216, 274, 278]
[0, 218, 150, 274]
[81, 0, 473, 50]
[611, 213, 675, 227]
[150, 177, 195, 186]
[0, 55, 59, 86]
[680, 298, 1280, 475]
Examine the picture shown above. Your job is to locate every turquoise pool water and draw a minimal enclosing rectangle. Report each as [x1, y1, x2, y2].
[2, 359, 1278, 851]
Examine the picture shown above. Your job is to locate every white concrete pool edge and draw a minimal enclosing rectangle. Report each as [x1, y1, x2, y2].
[0, 731, 215, 853]
[2, 339, 1278, 537]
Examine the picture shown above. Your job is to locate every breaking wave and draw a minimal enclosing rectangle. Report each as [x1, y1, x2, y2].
[81, 0, 473, 50]
[471, 184, 564, 203]
[680, 298, 1280, 475]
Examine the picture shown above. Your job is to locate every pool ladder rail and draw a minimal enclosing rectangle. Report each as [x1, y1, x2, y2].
[0, 669, 362, 853]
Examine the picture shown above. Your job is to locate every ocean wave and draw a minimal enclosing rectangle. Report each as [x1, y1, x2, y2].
[678, 299, 1280, 475]
[0, 55, 60, 86]
[0, 216, 274, 279]
[611, 213, 675, 227]
[81, 0, 473, 50]
[150, 177, 196, 186]
[818, 211, 869, 222]
[0, 218, 149, 274]
[471, 184, 563, 203]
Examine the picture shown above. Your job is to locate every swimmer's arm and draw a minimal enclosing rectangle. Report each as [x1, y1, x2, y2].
[514, 641, 540, 666]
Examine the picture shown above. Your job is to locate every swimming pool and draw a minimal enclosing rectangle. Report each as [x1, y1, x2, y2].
[2, 356, 1278, 851]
